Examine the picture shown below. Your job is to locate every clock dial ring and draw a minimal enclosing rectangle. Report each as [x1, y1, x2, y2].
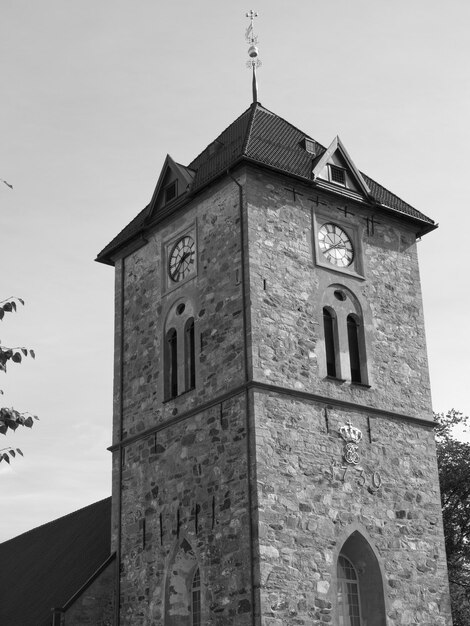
[318, 223, 354, 267]
[168, 235, 196, 283]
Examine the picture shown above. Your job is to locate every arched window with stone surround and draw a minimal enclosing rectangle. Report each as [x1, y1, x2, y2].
[321, 286, 369, 385]
[336, 531, 386, 626]
[163, 300, 196, 400]
[164, 539, 201, 625]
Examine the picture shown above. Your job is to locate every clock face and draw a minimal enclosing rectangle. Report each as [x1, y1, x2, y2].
[168, 235, 196, 283]
[318, 223, 354, 267]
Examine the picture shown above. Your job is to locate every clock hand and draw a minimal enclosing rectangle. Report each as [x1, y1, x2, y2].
[173, 251, 191, 276]
[179, 251, 191, 267]
[325, 243, 344, 252]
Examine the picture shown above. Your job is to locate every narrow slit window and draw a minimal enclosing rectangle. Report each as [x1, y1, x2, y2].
[191, 567, 201, 626]
[323, 308, 337, 378]
[347, 315, 361, 383]
[165, 328, 178, 399]
[185, 317, 196, 391]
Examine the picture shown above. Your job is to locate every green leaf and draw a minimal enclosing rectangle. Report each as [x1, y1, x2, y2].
[3, 303, 12, 313]
[11, 352, 22, 363]
[2, 453, 10, 464]
[0, 424, 8, 435]
[10, 302, 16, 312]
[21, 348, 27, 356]
[29, 349, 36, 359]
[24, 416, 34, 428]
[0, 309, 4, 321]
[16, 449, 23, 456]
[8, 449, 15, 458]
[18, 298, 24, 306]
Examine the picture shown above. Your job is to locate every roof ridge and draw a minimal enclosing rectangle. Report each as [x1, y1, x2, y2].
[253, 102, 321, 145]
[241, 102, 259, 155]
[0, 496, 111, 545]
[188, 104, 253, 169]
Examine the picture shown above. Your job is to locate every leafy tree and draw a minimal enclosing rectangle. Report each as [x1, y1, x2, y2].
[435, 409, 470, 625]
[0, 297, 38, 465]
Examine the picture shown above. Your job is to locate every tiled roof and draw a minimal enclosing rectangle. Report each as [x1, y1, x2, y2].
[0, 497, 112, 626]
[97, 103, 435, 264]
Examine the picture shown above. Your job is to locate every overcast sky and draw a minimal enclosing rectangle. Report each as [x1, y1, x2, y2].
[1, 0, 468, 542]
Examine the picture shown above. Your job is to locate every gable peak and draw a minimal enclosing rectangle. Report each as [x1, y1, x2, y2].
[312, 136, 373, 201]
[146, 155, 194, 223]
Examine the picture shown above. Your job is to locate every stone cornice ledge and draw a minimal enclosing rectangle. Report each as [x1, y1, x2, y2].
[107, 380, 434, 452]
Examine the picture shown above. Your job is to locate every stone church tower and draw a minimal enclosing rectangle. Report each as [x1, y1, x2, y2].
[97, 102, 453, 625]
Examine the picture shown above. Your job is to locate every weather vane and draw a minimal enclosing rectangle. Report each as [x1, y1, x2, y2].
[245, 10, 261, 103]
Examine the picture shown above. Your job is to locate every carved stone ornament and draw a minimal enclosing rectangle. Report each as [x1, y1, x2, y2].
[339, 419, 363, 465]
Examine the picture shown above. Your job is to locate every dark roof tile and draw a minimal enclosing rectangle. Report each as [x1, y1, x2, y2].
[0, 497, 112, 626]
[97, 103, 435, 263]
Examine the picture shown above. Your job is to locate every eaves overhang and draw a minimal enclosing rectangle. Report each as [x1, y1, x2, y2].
[96, 192, 192, 266]
[96, 154, 436, 266]
[189, 155, 437, 236]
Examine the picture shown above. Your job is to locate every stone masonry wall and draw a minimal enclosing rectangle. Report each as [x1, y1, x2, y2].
[109, 162, 451, 624]
[110, 174, 248, 552]
[246, 168, 433, 419]
[63, 560, 115, 626]
[118, 394, 253, 625]
[254, 392, 452, 625]
[117, 174, 246, 441]
[245, 166, 451, 623]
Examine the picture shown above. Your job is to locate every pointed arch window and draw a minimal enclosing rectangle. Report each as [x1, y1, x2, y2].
[323, 307, 338, 378]
[165, 539, 201, 625]
[185, 317, 196, 392]
[191, 567, 201, 626]
[337, 554, 361, 626]
[165, 328, 178, 400]
[336, 531, 386, 626]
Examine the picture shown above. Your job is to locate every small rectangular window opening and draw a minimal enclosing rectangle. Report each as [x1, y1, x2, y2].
[303, 138, 316, 155]
[164, 181, 177, 204]
[330, 165, 346, 186]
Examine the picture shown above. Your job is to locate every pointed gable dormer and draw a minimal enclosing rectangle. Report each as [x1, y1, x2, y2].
[146, 155, 195, 222]
[312, 136, 375, 203]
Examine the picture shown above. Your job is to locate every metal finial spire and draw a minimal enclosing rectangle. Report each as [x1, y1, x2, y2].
[245, 10, 261, 103]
